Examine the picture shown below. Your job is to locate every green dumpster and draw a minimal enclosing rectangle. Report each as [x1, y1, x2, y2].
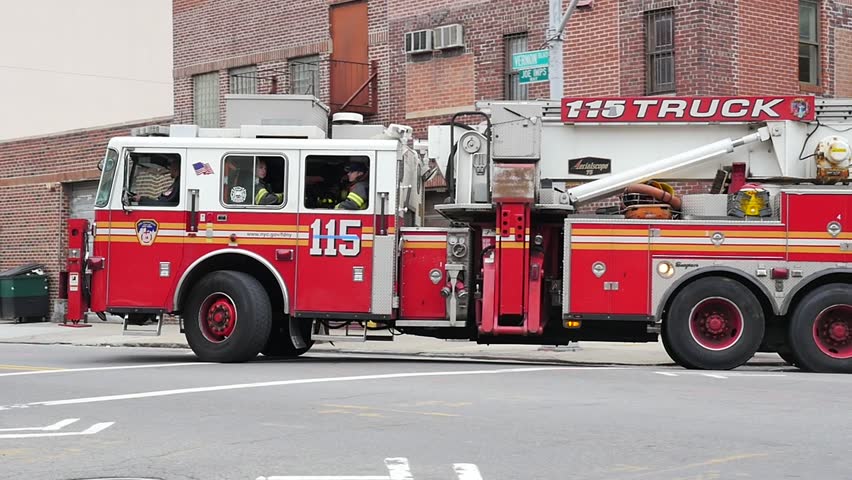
[0, 264, 49, 323]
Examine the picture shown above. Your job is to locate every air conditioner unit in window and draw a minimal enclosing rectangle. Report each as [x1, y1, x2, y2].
[404, 29, 433, 54]
[433, 24, 464, 50]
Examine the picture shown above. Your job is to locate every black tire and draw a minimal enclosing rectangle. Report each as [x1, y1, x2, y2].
[788, 284, 852, 374]
[661, 321, 696, 368]
[665, 277, 765, 370]
[776, 348, 799, 366]
[262, 317, 314, 358]
[184, 270, 272, 362]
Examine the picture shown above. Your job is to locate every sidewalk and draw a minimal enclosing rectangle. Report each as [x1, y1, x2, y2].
[0, 321, 786, 366]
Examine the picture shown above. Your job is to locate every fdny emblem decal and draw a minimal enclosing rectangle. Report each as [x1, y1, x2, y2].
[136, 220, 159, 246]
[790, 97, 811, 119]
[230, 186, 248, 204]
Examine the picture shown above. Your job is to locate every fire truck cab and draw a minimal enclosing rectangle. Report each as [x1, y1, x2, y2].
[74, 99, 421, 361]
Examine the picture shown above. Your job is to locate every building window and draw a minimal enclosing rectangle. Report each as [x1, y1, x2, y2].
[290, 55, 320, 95]
[646, 9, 675, 94]
[505, 33, 529, 101]
[799, 0, 820, 85]
[222, 155, 286, 208]
[229, 65, 257, 94]
[193, 72, 219, 128]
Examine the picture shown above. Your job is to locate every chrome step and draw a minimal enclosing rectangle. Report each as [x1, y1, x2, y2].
[310, 334, 394, 342]
[122, 314, 164, 336]
[311, 320, 394, 343]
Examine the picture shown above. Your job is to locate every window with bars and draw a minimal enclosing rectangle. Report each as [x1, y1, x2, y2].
[229, 65, 257, 94]
[799, 0, 820, 85]
[646, 9, 675, 94]
[505, 33, 529, 101]
[193, 72, 219, 128]
[289, 55, 320, 95]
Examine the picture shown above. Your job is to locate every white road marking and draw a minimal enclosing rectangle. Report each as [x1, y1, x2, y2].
[0, 421, 114, 439]
[0, 362, 209, 378]
[0, 418, 79, 432]
[0, 366, 614, 411]
[655, 371, 786, 379]
[384, 458, 413, 480]
[259, 477, 388, 480]
[258, 458, 481, 480]
[453, 463, 484, 480]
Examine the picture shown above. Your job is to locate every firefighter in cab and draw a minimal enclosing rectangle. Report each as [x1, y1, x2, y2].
[254, 158, 283, 205]
[335, 162, 369, 210]
[132, 157, 180, 205]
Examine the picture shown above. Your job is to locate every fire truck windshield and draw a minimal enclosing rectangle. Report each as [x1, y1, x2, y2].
[94, 148, 119, 208]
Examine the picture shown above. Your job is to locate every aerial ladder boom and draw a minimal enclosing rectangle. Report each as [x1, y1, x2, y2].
[567, 127, 772, 206]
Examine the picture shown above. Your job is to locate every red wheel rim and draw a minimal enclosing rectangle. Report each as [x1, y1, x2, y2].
[199, 293, 237, 343]
[812, 304, 852, 359]
[688, 297, 744, 351]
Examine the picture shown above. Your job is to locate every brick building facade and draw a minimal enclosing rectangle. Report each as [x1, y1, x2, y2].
[173, 0, 852, 127]
[171, 0, 852, 219]
[0, 118, 171, 320]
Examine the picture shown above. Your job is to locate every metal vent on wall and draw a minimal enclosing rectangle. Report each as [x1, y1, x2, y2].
[433, 24, 464, 49]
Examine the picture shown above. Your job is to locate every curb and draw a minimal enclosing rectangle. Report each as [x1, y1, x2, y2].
[0, 340, 190, 349]
[0, 339, 789, 368]
[326, 349, 789, 368]
[329, 349, 676, 367]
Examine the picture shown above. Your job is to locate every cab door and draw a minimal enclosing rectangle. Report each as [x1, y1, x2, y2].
[105, 147, 187, 310]
[294, 151, 376, 316]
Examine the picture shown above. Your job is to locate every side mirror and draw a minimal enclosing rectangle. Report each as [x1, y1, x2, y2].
[97, 158, 104, 171]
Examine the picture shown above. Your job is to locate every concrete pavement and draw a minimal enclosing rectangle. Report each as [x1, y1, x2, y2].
[0, 320, 788, 366]
[0, 343, 845, 480]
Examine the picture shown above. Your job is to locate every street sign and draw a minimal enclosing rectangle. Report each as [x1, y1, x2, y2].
[519, 67, 549, 84]
[512, 49, 549, 71]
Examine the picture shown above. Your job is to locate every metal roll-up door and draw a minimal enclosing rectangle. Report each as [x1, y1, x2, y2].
[70, 181, 99, 252]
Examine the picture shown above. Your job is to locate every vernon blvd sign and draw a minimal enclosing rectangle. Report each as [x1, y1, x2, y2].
[561, 96, 816, 123]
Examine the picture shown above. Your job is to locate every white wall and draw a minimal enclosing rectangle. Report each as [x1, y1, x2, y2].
[0, 0, 173, 140]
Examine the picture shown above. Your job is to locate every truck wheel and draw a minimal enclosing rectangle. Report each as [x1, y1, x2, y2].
[262, 317, 314, 358]
[776, 348, 798, 366]
[184, 270, 272, 362]
[665, 277, 764, 370]
[662, 321, 696, 368]
[788, 284, 852, 373]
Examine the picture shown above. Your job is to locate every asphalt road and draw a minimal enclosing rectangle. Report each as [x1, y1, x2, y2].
[0, 344, 850, 480]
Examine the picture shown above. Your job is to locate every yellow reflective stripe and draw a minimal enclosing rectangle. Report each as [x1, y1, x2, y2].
[255, 188, 269, 204]
[347, 192, 366, 208]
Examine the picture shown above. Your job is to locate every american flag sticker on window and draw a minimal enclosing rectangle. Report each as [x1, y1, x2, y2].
[193, 162, 214, 175]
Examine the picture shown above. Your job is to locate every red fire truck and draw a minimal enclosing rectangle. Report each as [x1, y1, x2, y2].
[64, 95, 852, 373]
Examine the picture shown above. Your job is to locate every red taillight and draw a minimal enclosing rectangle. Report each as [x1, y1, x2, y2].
[86, 257, 105, 271]
[771, 268, 790, 280]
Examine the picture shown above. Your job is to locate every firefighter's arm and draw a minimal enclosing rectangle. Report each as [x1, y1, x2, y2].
[334, 182, 368, 210]
[254, 187, 283, 205]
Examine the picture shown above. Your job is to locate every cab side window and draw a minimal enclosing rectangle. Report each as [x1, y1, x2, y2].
[222, 155, 286, 207]
[127, 153, 182, 207]
[304, 155, 371, 210]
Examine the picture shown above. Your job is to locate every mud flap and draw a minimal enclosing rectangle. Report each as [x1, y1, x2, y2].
[289, 316, 308, 349]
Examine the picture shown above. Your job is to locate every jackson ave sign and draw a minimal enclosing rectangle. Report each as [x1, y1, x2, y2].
[561, 96, 816, 123]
